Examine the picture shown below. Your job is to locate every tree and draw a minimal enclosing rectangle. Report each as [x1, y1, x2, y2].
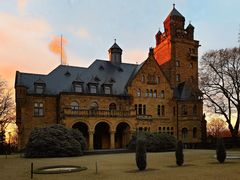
[175, 140, 184, 166]
[0, 77, 15, 149]
[207, 118, 227, 137]
[200, 47, 240, 140]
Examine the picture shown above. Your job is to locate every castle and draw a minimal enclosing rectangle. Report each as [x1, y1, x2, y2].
[15, 5, 206, 150]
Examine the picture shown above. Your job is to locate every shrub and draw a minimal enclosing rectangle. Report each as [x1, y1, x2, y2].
[175, 140, 184, 166]
[24, 124, 86, 158]
[216, 138, 226, 163]
[70, 128, 87, 151]
[136, 138, 147, 171]
[128, 132, 176, 152]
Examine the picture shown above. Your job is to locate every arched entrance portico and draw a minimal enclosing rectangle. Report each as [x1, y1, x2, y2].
[115, 122, 131, 148]
[94, 122, 110, 149]
[72, 122, 89, 148]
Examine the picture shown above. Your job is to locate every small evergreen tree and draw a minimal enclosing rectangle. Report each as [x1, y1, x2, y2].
[216, 138, 226, 163]
[136, 139, 147, 171]
[175, 140, 184, 166]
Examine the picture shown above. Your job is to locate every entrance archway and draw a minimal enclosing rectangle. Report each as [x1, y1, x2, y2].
[115, 122, 131, 148]
[94, 122, 110, 149]
[72, 122, 89, 148]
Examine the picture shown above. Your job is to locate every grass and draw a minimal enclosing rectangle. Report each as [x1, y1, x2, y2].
[1, 149, 240, 180]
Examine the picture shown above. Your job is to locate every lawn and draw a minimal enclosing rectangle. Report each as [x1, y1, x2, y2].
[1, 150, 240, 180]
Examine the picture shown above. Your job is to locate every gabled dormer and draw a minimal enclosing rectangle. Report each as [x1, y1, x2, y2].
[34, 78, 46, 94]
[72, 73, 84, 93]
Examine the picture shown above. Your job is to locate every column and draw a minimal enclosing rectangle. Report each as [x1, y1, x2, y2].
[89, 131, 94, 150]
[110, 131, 115, 149]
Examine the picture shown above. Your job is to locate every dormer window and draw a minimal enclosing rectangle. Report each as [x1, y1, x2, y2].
[35, 85, 44, 94]
[74, 84, 83, 93]
[34, 79, 45, 94]
[104, 86, 111, 95]
[90, 85, 97, 93]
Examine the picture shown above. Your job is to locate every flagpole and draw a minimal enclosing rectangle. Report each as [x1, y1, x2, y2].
[61, 34, 63, 65]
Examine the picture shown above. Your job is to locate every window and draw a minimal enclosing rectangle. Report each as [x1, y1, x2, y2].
[153, 90, 157, 98]
[157, 105, 161, 116]
[163, 127, 166, 133]
[35, 85, 44, 94]
[145, 89, 149, 97]
[182, 128, 188, 139]
[104, 86, 111, 94]
[149, 89, 153, 97]
[90, 102, 98, 110]
[176, 60, 180, 67]
[143, 105, 146, 115]
[176, 74, 180, 82]
[139, 127, 143, 131]
[90, 85, 97, 93]
[34, 102, 44, 116]
[156, 76, 160, 84]
[160, 90, 165, 99]
[161, 105, 165, 116]
[193, 105, 197, 115]
[136, 89, 141, 97]
[158, 127, 161, 133]
[135, 104, 137, 114]
[71, 101, 79, 115]
[167, 127, 170, 134]
[74, 84, 83, 93]
[171, 127, 174, 135]
[141, 75, 145, 83]
[193, 127, 197, 139]
[138, 104, 142, 115]
[181, 105, 188, 115]
[144, 127, 148, 131]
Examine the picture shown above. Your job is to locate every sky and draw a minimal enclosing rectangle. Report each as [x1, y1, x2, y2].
[0, 0, 239, 88]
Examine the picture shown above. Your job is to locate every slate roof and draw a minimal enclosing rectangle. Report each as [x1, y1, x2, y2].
[164, 7, 185, 22]
[16, 60, 138, 95]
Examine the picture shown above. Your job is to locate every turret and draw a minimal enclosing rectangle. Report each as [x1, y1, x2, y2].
[108, 40, 122, 64]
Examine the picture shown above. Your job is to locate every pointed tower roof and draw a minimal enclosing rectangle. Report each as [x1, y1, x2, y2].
[108, 40, 122, 52]
[186, 22, 194, 29]
[164, 4, 184, 22]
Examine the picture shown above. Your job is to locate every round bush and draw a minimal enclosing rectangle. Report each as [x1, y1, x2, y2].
[136, 139, 147, 171]
[24, 124, 86, 158]
[128, 132, 177, 152]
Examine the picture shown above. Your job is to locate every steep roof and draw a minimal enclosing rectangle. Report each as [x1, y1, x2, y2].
[15, 60, 138, 95]
[164, 6, 185, 22]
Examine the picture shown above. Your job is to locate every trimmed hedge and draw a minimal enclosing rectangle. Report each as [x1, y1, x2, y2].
[128, 132, 177, 152]
[216, 138, 226, 163]
[136, 139, 147, 171]
[175, 140, 184, 166]
[24, 124, 86, 158]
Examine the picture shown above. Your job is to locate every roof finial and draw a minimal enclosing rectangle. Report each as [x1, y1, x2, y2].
[114, 38, 116, 43]
[189, 20, 191, 24]
[173, 3, 175, 9]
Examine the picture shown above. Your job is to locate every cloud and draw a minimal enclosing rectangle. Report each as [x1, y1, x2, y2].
[71, 27, 91, 39]
[18, 0, 28, 14]
[0, 13, 58, 87]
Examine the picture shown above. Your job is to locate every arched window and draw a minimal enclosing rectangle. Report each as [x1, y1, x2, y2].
[145, 89, 149, 97]
[149, 89, 153, 97]
[71, 101, 79, 115]
[182, 128, 188, 139]
[90, 102, 98, 110]
[153, 90, 157, 98]
[193, 127, 197, 138]
[193, 105, 197, 115]
[156, 76, 160, 84]
[136, 89, 141, 97]
[109, 103, 117, 111]
[157, 105, 161, 116]
[160, 90, 165, 99]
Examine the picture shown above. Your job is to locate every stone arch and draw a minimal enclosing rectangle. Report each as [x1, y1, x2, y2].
[94, 121, 111, 149]
[115, 121, 132, 149]
[72, 121, 89, 148]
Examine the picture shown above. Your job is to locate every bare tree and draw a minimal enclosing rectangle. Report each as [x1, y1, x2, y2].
[207, 118, 227, 137]
[200, 47, 240, 140]
[0, 77, 15, 143]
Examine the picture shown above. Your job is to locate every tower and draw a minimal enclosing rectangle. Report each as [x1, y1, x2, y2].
[154, 4, 200, 88]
